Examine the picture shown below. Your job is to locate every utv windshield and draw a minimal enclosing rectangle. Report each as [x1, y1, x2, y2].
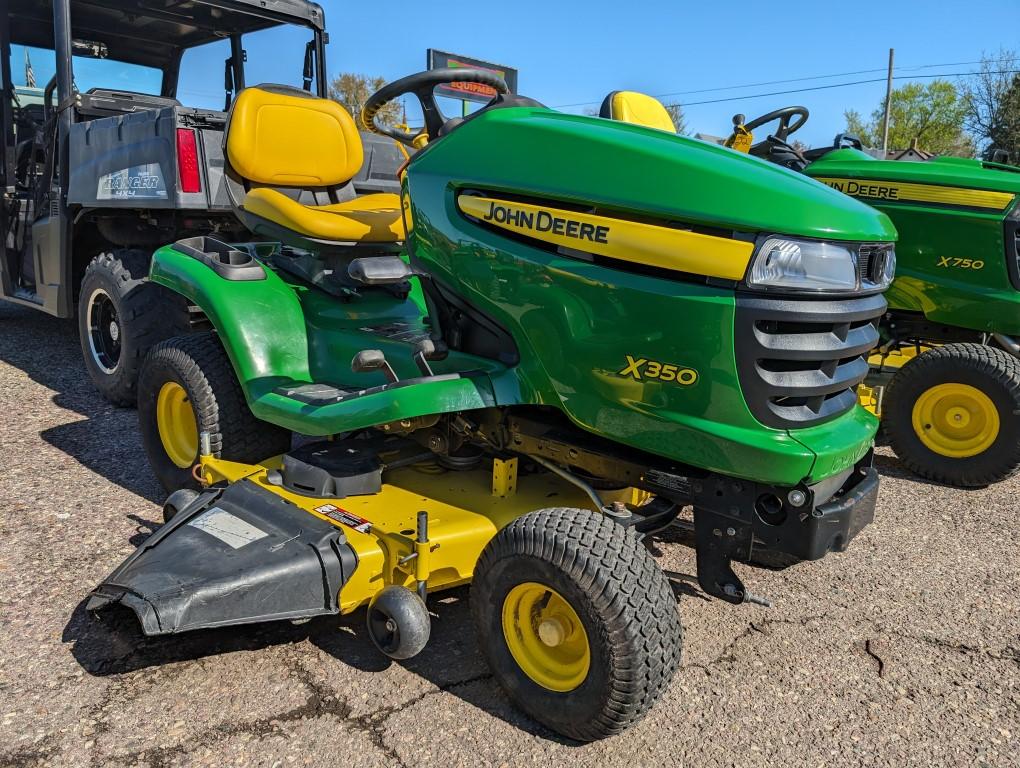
[7, 44, 162, 95]
[178, 26, 322, 110]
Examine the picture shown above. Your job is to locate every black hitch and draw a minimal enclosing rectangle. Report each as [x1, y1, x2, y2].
[693, 504, 756, 605]
[688, 452, 878, 606]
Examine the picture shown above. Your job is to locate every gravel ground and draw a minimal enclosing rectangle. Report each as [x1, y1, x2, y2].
[0, 300, 1017, 768]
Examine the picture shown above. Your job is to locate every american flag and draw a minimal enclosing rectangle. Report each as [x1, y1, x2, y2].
[24, 48, 36, 88]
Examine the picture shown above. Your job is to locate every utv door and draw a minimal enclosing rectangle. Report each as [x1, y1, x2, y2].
[0, 0, 73, 317]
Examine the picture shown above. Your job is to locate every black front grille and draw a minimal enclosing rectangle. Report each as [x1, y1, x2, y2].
[734, 292, 887, 428]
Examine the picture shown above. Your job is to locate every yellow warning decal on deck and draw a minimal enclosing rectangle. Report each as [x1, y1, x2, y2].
[457, 195, 754, 281]
[814, 177, 1015, 211]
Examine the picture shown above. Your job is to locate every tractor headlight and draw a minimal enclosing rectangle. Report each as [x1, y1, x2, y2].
[748, 237, 858, 291]
[869, 246, 896, 289]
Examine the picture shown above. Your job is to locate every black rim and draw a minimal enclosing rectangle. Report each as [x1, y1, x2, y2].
[368, 606, 399, 653]
[87, 289, 122, 374]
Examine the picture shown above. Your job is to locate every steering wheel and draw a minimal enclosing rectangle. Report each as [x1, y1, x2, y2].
[362, 68, 510, 147]
[738, 106, 809, 142]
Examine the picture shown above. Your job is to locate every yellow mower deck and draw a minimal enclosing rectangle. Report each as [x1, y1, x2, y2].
[199, 454, 636, 613]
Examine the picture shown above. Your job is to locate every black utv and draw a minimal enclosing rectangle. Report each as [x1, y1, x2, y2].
[1, 0, 405, 402]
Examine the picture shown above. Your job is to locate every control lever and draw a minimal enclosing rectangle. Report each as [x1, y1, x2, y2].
[410, 340, 438, 377]
[412, 338, 447, 377]
[351, 349, 398, 383]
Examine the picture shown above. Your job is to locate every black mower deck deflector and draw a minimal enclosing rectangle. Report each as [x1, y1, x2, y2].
[87, 480, 356, 635]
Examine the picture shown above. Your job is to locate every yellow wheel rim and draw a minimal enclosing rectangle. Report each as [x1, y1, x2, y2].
[911, 383, 1000, 458]
[156, 382, 199, 468]
[501, 582, 590, 692]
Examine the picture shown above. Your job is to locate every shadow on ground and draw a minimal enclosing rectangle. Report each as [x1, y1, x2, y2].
[0, 302, 163, 503]
[62, 581, 578, 743]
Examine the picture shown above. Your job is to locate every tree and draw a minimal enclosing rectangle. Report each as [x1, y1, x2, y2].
[990, 74, 1020, 162]
[329, 73, 401, 130]
[664, 103, 688, 136]
[842, 80, 974, 157]
[961, 49, 1019, 157]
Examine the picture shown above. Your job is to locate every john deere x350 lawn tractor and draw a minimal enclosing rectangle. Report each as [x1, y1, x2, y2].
[89, 72, 894, 740]
[717, 106, 1020, 487]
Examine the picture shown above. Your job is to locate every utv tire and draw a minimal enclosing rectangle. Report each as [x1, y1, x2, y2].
[884, 343, 1020, 487]
[78, 250, 190, 405]
[138, 332, 292, 493]
[472, 508, 683, 741]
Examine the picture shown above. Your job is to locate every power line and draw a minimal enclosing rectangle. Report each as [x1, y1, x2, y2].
[552, 57, 1017, 109]
[657, 60, 993, 98]
[669, 70, 1020, 108]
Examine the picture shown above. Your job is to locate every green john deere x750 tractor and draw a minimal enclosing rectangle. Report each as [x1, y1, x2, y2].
[89, 72, 894, 740]
[721, 106, 1020, 487]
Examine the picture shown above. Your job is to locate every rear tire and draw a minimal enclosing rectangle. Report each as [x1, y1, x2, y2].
[78, 250, 190, 406]
[472, 508, 682, 741]
[883, 343, 1020, 487]
[138, 332, 292, 492]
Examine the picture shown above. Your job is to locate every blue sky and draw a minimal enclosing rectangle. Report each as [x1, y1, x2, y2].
[9, 0, 1019, 147]
[325, 0, 1019, 146]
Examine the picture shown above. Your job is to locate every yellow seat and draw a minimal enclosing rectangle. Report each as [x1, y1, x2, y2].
[225, 85, 403, 245]
[599, 91, 676, 133]
[244, 188, 404, 243]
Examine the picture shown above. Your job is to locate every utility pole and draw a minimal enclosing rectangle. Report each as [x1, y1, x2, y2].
[881, 48, 894, 154]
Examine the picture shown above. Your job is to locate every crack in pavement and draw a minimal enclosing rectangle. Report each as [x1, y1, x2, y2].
[864, 638, 886, 678]
[0, 735, 58, 768]
[682, 610, 1015, 684]
[684, 612, 833, 674]
[105, 650, 496, 768]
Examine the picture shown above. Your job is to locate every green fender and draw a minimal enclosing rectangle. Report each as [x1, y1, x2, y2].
[149, 244, 312, 388]
[148, 244, 504, 436]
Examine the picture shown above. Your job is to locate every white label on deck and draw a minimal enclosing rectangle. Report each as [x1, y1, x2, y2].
[188, 507, 268, 549]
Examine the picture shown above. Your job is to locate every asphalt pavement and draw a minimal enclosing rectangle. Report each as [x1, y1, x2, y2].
[0, 301, 1017, 767]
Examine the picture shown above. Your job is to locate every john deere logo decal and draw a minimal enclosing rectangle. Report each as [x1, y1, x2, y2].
[482, 201, 610, 244]
[815, 177, 1015, 212]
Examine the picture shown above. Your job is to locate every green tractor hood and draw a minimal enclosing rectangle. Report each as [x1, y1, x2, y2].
[421, 108, 896, 243]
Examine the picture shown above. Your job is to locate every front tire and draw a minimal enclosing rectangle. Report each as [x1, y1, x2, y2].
[472, 508, 683, 741]
[883, 343, 1020, 487]
[78, 250, 190, 405]
[138, 333, 292, 492]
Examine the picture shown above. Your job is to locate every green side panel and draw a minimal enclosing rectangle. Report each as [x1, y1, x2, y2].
[880, 208, 1020, 335]
[806, 150, 1020, 335]
[149, 245, 510, 435]
[412, 107, 895, 242]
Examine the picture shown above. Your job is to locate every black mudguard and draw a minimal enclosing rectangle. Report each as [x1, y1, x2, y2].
[87, 480, 357, 635]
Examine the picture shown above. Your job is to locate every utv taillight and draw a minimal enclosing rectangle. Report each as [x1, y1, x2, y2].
[176, 128, 201, 193]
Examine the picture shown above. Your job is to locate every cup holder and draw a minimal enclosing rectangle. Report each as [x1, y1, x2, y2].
[171, 236, 265, 281]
